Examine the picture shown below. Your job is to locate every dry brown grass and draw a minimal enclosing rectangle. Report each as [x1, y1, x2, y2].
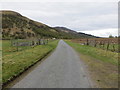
[79, 53, 118, 88]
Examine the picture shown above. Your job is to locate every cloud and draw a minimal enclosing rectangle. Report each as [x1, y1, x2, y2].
[1, 2, 118, 37]
[80, 28, 118, 37]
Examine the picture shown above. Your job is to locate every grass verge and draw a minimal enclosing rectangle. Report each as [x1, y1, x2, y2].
[2, 40, 59, 84]
[65, 40, 118, 88]
[66, 40, 118, 65]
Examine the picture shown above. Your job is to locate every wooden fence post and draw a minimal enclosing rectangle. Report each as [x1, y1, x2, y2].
[47, 39, 48, 44]
[107, 41, 109, 50]
[113, 43, 115, 52]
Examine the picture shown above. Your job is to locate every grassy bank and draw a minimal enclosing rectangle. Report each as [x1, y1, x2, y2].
[65, 40, 118, 88]
[2, 40, 59, 84]
[66, 40, 118, 65]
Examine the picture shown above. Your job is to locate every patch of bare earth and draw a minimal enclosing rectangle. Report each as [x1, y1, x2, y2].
[79, 53, 118, 88]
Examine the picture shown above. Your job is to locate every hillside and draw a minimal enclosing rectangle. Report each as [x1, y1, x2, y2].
[1, 10, 57, 39]
[1, 10, 97, 39]
[54, 27, 98, 38]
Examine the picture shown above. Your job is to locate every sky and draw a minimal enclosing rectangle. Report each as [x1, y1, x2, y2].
[0, 1, 118, 37]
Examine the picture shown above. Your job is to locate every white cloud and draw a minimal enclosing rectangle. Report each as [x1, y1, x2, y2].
[80, 28, 118, 37]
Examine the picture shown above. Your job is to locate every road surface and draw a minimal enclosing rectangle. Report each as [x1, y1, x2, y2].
[12, 40, 92, 88]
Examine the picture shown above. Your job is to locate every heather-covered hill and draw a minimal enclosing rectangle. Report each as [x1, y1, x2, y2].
[1, 10, 97, 39]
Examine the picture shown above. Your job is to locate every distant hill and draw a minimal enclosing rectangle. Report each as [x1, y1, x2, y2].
[1, 10, 98, 39]
[54, 27, 98, 38]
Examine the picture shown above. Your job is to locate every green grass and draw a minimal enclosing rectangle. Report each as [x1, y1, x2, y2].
[2, 40, 59, 83]
[65, 40, 118, 65]
[2, 39, 33, 56]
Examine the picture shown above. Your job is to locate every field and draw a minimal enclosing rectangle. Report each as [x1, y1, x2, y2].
[65, 40, 118, 88]
[2, 39, 59, 84]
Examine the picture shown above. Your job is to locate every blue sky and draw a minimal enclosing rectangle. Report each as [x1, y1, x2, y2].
[1, 1, 118, 37]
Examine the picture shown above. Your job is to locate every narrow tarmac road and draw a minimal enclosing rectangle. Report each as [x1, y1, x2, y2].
[12, 40, 92, 88]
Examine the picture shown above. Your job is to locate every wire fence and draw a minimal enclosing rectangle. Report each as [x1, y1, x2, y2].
[71, 38, 119, 53]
